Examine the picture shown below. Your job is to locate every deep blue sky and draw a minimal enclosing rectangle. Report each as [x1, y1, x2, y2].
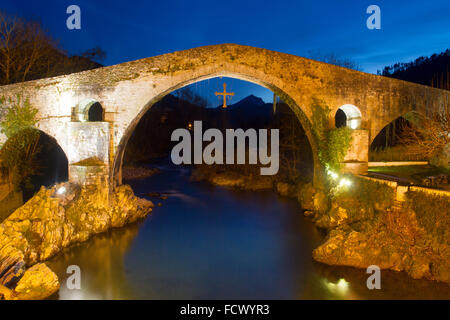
[3, 0, 450, 103]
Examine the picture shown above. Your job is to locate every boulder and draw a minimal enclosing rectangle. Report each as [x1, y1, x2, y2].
[13, 263, 59, 300]
[0, 182, 154, 299]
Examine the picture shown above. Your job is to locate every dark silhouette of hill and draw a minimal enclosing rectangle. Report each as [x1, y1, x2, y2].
[379, 49, 450, 90]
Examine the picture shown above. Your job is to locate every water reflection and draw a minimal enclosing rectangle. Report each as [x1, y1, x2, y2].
[47, 162, 450, 300]
[48, 223, 141, 299]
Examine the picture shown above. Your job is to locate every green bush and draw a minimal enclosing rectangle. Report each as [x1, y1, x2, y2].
[0, 95, 41, 191]
[333, 177, 396, 220]
[0, 95, 39, 138]
[311, 99, 352, 172]
[0, 128, 41, 191]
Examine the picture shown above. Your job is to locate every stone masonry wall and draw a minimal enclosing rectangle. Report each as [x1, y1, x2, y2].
[0, 44, 448, 185]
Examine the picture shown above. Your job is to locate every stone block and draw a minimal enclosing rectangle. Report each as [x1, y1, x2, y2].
[67, 122, 110, 164]
[342, 162, 368, 175]
[344, 129, 369, 162]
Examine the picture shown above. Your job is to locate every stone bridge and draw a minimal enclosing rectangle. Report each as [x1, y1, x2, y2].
[0, 44, 448, 188]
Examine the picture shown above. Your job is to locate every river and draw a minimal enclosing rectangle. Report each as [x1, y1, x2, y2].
[47, 161, 450, 300]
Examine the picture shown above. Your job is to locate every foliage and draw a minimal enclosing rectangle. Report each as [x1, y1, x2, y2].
[173, 86, 209, 108]
[307, 50, 362, 71]
[272, 103, 313, 183]
[0, 95, 39, 138]
[334, 177, 395, 219]
[311, 99, 353, 172]
[326, 127, 353, 170]
[0, 10, 104, 85]
[0, 96, 41, 191]
[407, 190, 450, 244]
[379, 49, 450, 90]
[0, 127, 41, 191]
[369, 145, 426, 162]
[397, 108, 450, 166]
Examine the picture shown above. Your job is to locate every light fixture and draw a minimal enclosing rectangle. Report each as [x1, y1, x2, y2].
[57, 186, 66, 195]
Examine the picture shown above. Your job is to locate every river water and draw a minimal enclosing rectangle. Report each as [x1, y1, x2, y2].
[48, 162, 450, 300]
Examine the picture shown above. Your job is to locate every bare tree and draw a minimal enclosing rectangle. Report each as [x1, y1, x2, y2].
[307, 50, 362, 71]
[0, 11, 57, 84]
[0, 11, 105, 85]
[174, 86, 208, 108]
[398, 108, 450, 166]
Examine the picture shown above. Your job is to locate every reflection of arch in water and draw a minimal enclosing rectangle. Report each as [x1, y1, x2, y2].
[47, 223, 140, 299]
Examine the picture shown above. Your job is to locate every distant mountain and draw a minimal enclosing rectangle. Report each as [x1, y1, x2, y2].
[219, 94, 266, 109]
[215, 95, 273, 129]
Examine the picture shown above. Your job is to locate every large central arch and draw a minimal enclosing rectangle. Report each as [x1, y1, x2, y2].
[0, 43, 448, 189]
[112, 71, 321, 186]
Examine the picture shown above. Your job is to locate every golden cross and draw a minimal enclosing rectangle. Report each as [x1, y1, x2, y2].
[215, 83, 234, 108]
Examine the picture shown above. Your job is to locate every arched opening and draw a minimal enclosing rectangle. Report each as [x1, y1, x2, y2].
[369, 111, 424, 161]
[113, 74, 318, 187]
[88, 102, 104, 121]
[73, 99, 104, 122]
[0, 128, 68, 201]
[104, 76, 320, 298]
[335, 104, 362, 129]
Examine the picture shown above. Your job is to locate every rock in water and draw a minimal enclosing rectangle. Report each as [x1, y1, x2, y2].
[0, 182, 154, 299]
[0, 255, 26, 288]
[13, 263, 59, 300]
[0, 283, 13, 300]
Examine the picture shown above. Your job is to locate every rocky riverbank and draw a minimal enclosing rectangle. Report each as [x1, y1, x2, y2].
[192, 165, 450, 283]
[0, 182, 153, 300]
[191, 166, 274, 191]
[122, 166, 160, 180]
[305, 177, 450, 284]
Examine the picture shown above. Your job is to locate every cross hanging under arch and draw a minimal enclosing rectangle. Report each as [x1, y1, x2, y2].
[215, 83, 234, 108]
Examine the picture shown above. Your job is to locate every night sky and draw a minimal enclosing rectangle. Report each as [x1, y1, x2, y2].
[3, 0, 450, 103]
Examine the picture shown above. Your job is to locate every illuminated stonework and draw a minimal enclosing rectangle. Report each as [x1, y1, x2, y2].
[0, 44, 448, 185]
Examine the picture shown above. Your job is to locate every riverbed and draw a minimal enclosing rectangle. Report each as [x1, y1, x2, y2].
[47, 162, 450, 299]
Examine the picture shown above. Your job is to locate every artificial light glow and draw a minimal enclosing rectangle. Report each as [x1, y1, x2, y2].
[57, 186, 66, 195]
[337, 278, 349, 291]
[328, 170, 339, 180]
[339, 178, 352, 188]
[349, 119, 359, 129]
[323, 278, 350, 295]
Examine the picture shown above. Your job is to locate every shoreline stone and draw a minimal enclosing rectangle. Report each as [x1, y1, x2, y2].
[191, 167, 274, 191]
[122, 166, 160, 180]
[311, 180, 450, 284]
[0, 182, 153, 299]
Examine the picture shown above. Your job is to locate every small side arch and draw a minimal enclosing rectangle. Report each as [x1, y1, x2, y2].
[73, 99, 104, 122]
[335, 104, 362, 129]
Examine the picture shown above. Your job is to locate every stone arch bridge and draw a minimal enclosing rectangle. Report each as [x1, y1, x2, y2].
[0, 44, 448, 188]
